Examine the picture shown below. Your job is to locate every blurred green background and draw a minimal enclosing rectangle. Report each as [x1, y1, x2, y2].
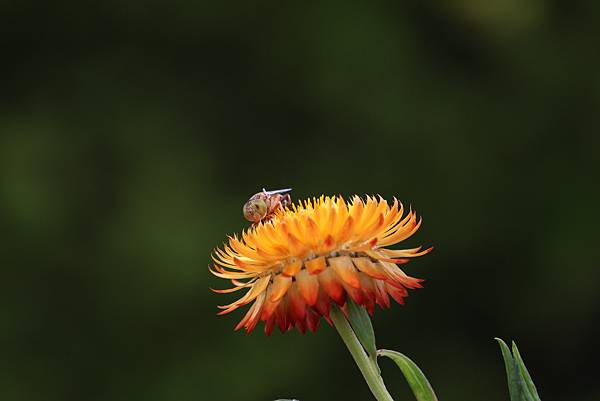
[2, 1, 599, 401]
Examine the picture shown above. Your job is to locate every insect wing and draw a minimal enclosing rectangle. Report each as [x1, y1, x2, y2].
[262, 188, 292, 195]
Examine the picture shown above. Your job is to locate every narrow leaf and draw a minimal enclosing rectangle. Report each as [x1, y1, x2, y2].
[496, 338, 520, 401]
[378, 349, 438, 401]
[346, 299, 377, 359]
[512, 342, 541, 401]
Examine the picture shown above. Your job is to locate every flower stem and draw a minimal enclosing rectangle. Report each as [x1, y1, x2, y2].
[330, 307, 395, 401]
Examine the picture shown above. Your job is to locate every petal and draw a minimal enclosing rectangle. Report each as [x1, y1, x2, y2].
[270, 274, 292, 302]
[342, 280, 366, 305]
[282, 260, 302, 277]
[264, 315, 276, 335]
[329, 256, 361, 289]
[305, 308, 320, 333]
[313, 287, 331, 317]
[296, 269, 319, 305]
[288, 284, 306, 323]
[374, 279, 391, 308]
[336, 216, 354, 243]
[380, 246, 433, 258]
[261, 284, 282, 321]
[357, 272, 377, 303]
[217, 275, 270, 314]
[386, 282, 408, 305]
[274, 297, 290, 333]
[210, 286, 247, 294]
[318, 268, 345, 305]
[305, 256, 327, 275]
[376, 261, 423, 289]
[235, 291, 266, 332]
[379, 214, 422, 247]
[352, 257, 388, 280]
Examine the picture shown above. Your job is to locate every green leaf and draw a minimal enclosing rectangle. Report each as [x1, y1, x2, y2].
[378, 349, 438, 401]
[496, 338, 520, 401]
[346, 299, 377, 359]
[496, 338, 542, 401]
[512, 342, 541, 401]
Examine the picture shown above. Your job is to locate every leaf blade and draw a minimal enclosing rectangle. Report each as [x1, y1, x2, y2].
[378, 349, 438, 401]
[346, 299, 377, 359]
[512, 342, 541, 401]
[496, 338, 520, 401]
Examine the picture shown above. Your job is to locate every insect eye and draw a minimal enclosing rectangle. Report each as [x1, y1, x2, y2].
[243, 199, 268, 222]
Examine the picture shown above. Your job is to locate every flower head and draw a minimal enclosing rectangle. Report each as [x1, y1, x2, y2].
[210, 195, 432, 335]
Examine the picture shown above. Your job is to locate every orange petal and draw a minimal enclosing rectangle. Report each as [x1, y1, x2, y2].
[329, 256, 361, 288]
[365, 250, 411, 264]
[264, 315, 276, 335]
[342, 280, 366, 305]
[216, 275, 270, 314]
[362, 213, 385, 240]
[235, 292, 266, 332]
[336, 216, 354, 243]
[261, 285, 282, 321]
[352, 257, 388, 280]
[321, 234, 335, 253]
[287, 284, 306, 323]
[305, 308, 320, 333]
[313, 288, 331, 317]
[354, 196, 379, 232]
[295, 319, 307, 334]
[286, 232, 304, 256]
[210, 286, 246, 294]
[274, 297, 290, 333]
[379, 215, 422, 246]
[305, 256, 327, 275]
[357, 272, 377, 303]
[318, 268, 345, 305]
[282, 260, 302, 277]
[380, 198, 403, 235]
[358, 273, 377, 314]
[386, 282, 408, 305]
[350, 196, 364, 226]
[377, 261, 423, 289]
[374, 279, 391, 308]
[295, 269, 319, 305]
[306, 217, 319, 241]
[270, 274, 292, 302]
[380, 246, 433, 258]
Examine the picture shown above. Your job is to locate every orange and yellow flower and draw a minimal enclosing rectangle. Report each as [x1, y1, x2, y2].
[210, 195, 432, 335]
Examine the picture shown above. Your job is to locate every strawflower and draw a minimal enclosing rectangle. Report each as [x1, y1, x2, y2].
[210, 195, 431, 335]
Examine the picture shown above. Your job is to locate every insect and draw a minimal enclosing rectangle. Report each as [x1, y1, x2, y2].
[243, 188, 292, 225]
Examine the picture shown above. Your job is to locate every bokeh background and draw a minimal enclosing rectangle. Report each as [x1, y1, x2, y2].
[2, 1, 599, 401]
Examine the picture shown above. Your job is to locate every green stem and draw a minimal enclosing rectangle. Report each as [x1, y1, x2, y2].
[330, 307, 394, 401]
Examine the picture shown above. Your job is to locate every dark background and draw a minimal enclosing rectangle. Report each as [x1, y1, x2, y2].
[2, 1, 599, 401]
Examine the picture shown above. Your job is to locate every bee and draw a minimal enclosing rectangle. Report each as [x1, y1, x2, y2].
[243, 188, 292, 225]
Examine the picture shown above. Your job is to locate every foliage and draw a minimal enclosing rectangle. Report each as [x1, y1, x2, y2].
[496, 338, 541, 401]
